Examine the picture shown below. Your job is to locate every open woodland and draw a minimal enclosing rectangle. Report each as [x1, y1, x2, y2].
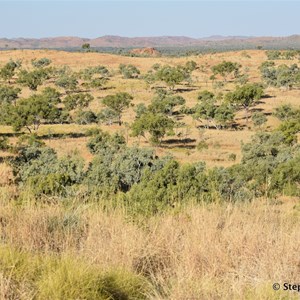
[0, 49, 299, 299]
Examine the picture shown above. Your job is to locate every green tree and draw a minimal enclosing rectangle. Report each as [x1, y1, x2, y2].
[119, 64, 140, 79]
[134, 103, 148, 119]
[17, 68, 50, 90]
[240, 131, 294, 196]
[185, 60, 197, 72]
[86, 130, 125, 155]
[225, 83, 264, 124]
[97, 108, 120, 125]
[0, 59, 21, 83]
[31, 57, 52, 68]
[131, 112, 174, 145]
[214, 104, 235, 129]
[277, 120, 300, 145]
[148, 92, 185, 116]
[55, 74, 78, 92]
[273, 104, 297, 121]
[7, 94, 61, 132]
[102, 92, 133, 125]
[211, 61, 241, 82]
[252, 112, 267, 129]
[74, 110, 97, 124]
[155, 65, 190, 90]
[0, 85, 21, 105]
[63, 93, 94, 111]
[197, 90, 215, 102]
[82, 43, 91, 51]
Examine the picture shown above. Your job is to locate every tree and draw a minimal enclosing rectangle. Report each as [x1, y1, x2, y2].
[0, 85, 21, 105]
[82, 43, 91, 51]
[97, 108, 119, 125]
[80, 66, 109, 81]
[86, 130, 125, 155]
[214, 104, 235, 129]
[63, 93, 94, 111]
[148, 93, 186, 116]
[240, 131, 294, 196]
[131, 112, 174, 145]
[155, 65, 190, 90]
[260, 63, 300, 90]
[31, 57, 52, 68]
[197, 90, 215, 102]
[211, 61, 241, 82]
[111, 147, 157, 192]
[17, 69, 50, 90]
[185, 60, 197, 72]
[119, 64, 140, 79]
[6, 94, 61, 132]
[225, 83, 264, 124]
[251, 112, 267, 129]
[0, 59, 21, 83]
[273, 104, 294, 121]
[277, 120, 300, 145]
[74, 110, 97, 125]
[193, 99, 216, 128]
[55, 74, 78, 92]
[102, 92, 133, 125]
[134, 103, 148, 119]
[80, 66, 109, 89]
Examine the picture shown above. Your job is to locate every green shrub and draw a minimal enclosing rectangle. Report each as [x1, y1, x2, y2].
[74, 110, 97, 124]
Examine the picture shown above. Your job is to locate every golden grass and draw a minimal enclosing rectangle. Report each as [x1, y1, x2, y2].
[0, 195, 299, 299]
[0, 49, 300, 166]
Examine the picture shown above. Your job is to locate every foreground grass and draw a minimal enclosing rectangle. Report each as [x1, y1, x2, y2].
[0, 246, 149, 299]
[0, 193, 300, 299]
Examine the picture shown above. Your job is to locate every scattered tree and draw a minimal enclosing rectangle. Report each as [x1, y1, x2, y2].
[102, 92, 133, 125]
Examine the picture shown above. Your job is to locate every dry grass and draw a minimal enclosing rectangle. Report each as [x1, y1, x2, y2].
[0, 195, 299, 299]
[1, 49, 299, 166]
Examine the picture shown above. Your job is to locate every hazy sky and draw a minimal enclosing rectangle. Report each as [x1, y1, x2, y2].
[0, 1, 299, 38]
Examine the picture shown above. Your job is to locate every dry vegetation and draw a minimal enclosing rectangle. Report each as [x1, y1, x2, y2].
[0, 191, 299, 299]
[0, 49, 299, 299]
[0, 49, 299, 165]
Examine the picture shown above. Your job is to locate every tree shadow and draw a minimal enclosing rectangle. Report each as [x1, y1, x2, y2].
[40, 132, 87, 139]
[250, 108, 264, 113]
[161, 137, 196, 149]
[175, 87, 198, 93]
[261, 94, 274, 99]
[0, 132, 22, 138]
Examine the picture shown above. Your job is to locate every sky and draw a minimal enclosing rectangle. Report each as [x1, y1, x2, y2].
[0, 1, 299, 38]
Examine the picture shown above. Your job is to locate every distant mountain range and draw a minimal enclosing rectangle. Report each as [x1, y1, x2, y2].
[1, 35, 300, 49]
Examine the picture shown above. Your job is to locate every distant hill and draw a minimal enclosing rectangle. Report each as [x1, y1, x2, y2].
[1, 35, 300, 50]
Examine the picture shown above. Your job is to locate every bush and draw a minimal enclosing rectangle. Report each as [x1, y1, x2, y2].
[119, 64, 140, 79]
[252, 112, 267, 128]
[31, 57, 52, 68]
[74, 110, 97, 124]
[10, 145, 85, 196]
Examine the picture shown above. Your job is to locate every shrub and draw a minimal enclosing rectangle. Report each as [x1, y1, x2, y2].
[119, 64, 140, 79]
[31, 57, 52, 68]
[74, 110, 97, 124]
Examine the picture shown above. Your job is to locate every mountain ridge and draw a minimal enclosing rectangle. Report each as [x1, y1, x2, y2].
[0, 35, 300, 49]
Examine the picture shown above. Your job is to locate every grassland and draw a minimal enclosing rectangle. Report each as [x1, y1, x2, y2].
[0, 49, 299, 299]
[0, 49, 299, 166]
[0, 191, 300, 299]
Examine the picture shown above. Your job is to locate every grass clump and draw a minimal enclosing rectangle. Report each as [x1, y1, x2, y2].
[0, 246, 150, 300]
